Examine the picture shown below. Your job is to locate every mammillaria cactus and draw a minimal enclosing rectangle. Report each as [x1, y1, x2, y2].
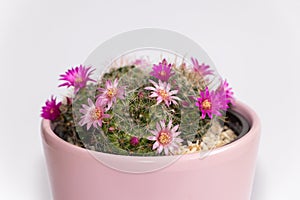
[41, 56, 236, 156]
[40, 29, 260, 200]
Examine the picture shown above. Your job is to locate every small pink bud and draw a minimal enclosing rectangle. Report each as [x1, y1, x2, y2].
[108, 127, 115, 131]
[130, 136, 139, 146]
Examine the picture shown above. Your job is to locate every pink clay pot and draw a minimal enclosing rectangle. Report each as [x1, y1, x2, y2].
[41, 101, 260, 200]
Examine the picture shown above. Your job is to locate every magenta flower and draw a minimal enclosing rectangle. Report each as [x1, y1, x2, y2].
[97, 79, 125, 110]
[191, 57, 213, 77]
[59, 65, 95, 93]
[150, 59, 175, 81]
[145, 80, 181, 107]
[130, 136, 139, 146]
[218, 79, 234, 104]
[41, 96, 61, 120]
[147, 120, 183, 155]
[79, 98, 110, 130]
[195, 87, 229, 119]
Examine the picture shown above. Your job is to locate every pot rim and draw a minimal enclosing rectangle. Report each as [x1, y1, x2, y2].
[41, 101, 260, 161]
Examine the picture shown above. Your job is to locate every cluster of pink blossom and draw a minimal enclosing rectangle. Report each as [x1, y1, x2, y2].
[191, 58, 234, 119]
[79, 78, 125, 130]
[145, 58, 234, 154]
[41, 57, 234, 156]
[41, 65, 95, 121]
[41, 65, 125, 130]
[145, 59, 183, 154]
[145, 59, 180, 107]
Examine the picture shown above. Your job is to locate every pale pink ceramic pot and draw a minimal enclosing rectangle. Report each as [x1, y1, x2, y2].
[41, 101, 260, 200]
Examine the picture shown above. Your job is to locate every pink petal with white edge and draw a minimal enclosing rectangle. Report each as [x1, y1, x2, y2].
[173, 131, 181, 138]
[171, 100, 178, 105]
[171, 125, 179, 132]
[148, 136, 157, 141]
[149, 79, 159, 87]
[150, 93, 158, 98]
[166, 83, 171, 92]
[167, 120, 172, 129]
[113, 79, 118, 87]
[156, 99, 163, 105]
[106, 80, 112, 88]
[171, 96, 181, 100]
[87, 122, 92, 130]
[157, 145, 164, 153]
[79, 108, 88, 114]
[160, 120, 166, 129]
[144, 86, 156, 91]
[169, 90, 178, 95]
[156, 123, 161, 131]
[153, 142, 159, 150]
[164, 147, 169, 155]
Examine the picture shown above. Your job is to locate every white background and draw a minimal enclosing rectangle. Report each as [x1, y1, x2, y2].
[0, 0, 299, 199]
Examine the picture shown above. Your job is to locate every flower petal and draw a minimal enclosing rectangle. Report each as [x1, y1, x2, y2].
[157, 145, 163, 153]
[164, 147, 169, 155]
[156, 122, 161, 131]
[167, 120, 172, 130]
[160, 120, 166, 129]
[144, 86, 156, 91]
[171, 125, 179, 132]
[148, 136, 157, 141]
[153, 141, 159, 150]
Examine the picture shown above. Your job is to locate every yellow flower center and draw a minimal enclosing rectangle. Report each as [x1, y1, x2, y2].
[107, 88, 117, 98]
[75, 76, 83, 83]
[49, 108, 54, 114]
[158, 132, 171, 145]
[202, 99, 211, 110]
[91, 108, 102, 120]
[159, 70, 166, 76]
[158, 89, 168, 100]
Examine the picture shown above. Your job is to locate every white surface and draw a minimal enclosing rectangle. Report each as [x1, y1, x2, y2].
[0, 0, 299, 199]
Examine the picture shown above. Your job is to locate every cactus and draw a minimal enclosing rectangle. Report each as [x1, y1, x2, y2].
[42, 57, 235, 156]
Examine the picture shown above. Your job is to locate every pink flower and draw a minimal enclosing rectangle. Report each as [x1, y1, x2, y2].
[41, 96, 61, 120]
[218, 79, 234, 104]
[191, 57, 213, 77]
[79, 98, 110, 130]
[147, 120, 183, 155]
[195, 87, 229, 119]
[145, 80, 181, 107]
[97, 79, 125, 110]
[59, 65, 95, 93]
[132, 58, 150, 68]
[150, 59, 174, 81]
